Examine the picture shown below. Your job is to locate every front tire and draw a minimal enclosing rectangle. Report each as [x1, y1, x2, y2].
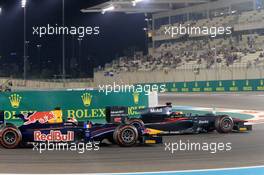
[215, 115, 234, 133]
[113, 125, 138, 147]
[0, 127, 22, 149]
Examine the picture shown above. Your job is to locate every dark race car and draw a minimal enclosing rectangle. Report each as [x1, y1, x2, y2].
[0, 107, 162, 149]
[133, 103, 252, 135]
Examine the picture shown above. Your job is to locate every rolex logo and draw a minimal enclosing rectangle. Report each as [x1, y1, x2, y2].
[81, 93, 92, 107]
[133, 92, 140, 105]
[232, 81, 236, 86]
[9, 94, 22, 108]
[246, 80, 249, 86]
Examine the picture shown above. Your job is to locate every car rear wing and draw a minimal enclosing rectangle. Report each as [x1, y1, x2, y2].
[0, 110, 4, 125]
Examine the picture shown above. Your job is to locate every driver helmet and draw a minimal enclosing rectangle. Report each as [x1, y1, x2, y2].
[171, 111, 183, 117]
[67, 116, 78, 124]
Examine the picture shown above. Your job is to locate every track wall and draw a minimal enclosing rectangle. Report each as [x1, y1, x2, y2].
[0, 90, 149, 125]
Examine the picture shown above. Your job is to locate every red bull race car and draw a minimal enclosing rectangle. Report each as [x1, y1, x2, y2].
[0, 107, 162, 149]
[135, 103, 252, 135]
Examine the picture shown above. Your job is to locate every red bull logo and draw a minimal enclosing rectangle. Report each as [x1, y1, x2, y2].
[34, 130, 74, 142]
[24, 111, 56, 125]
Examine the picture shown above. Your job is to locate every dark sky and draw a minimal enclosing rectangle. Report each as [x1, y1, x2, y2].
[0, 0, 147, 78]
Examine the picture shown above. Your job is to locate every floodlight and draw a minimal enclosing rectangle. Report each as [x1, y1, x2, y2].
[21, 0, 27, 8]
[132, 0, 143, 6]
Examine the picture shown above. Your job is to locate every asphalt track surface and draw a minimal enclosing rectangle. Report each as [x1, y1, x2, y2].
[159, 92, 264, 110]
[0, 92, 264, 174]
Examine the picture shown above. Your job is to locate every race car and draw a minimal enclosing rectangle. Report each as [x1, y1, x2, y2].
[133, 103, 252, 135]
[0, 107, 162, 149]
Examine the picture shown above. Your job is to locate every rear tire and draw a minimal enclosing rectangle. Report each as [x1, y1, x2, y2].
[215, 115, 234, 133]
[0, 127, 22, 149]
[113, 125, 138, 147]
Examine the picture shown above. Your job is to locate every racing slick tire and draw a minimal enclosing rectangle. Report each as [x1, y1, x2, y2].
[127, 119, 144, 131]
[113, 125, 138, 147]
[0, 127, 22, 149]
[112, 125, 123, 144]
[215, 115, 234, 133]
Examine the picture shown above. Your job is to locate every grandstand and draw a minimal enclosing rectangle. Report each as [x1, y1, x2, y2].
[91, 0, 264, 86]
[0, 78, 94, 91]
[2, 0, 264, 90]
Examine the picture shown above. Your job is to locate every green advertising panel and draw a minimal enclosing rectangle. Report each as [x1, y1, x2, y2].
[0, 90, 148, 125]
[139, 79, 264, 93]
